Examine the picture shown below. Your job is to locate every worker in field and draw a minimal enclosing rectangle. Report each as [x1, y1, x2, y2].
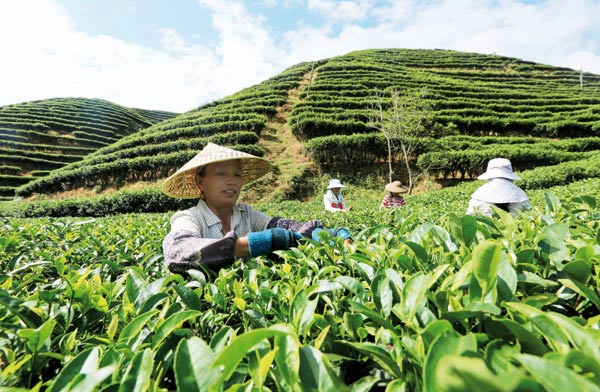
[161, 143, 353, 273]
[466, 157, 530, 217]
[380, 180, 408, 208]
[323, 179, 353, 212]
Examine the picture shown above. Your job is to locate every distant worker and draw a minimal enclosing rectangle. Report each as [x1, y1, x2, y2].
[323, 179, 352, 212]
[161, 143, 352, 273]
[466, 158, 530, 217]
[380, 180, 408, 208]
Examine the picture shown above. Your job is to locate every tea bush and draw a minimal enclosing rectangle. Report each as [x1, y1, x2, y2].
[1, 178, 599, 390]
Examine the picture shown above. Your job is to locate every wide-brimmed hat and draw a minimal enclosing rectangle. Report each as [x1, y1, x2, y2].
[471, 178, 529, 203]
[327, 179, 346, 189]
[477, 158, 521, 181]
[385, 180, 408, 194]
[161, 143, 272, 199]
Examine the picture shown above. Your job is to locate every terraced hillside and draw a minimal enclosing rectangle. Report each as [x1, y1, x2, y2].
[12, 49, 600, 207]
[14, 63, 314, 199]
[0, 97, 178, 200]
[298, 49, 600, 178]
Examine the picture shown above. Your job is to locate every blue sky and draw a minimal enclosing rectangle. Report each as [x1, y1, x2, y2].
[1, 0, 599, 112]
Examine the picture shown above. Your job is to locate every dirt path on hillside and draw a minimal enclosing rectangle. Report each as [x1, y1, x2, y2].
[258, 70, 316, 196]
[33, 71, 318, 202]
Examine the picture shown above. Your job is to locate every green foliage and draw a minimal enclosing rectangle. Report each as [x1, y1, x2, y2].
[2, 187, 195, 217]
[1, 184, 600, 389]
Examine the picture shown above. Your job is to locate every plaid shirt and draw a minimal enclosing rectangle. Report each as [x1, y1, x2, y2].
[380, 194, 406, 208]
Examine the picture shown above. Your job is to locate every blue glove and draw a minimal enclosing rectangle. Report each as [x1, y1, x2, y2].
[248, 228, 302, 257]
[311, 227, 352, 243]
[328, 227, 352, 241]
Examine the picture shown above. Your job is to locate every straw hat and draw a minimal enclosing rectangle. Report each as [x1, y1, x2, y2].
[161, 143, 272, 199]
[327, 179, 346, 189]
[477, 158, 521, 181]
[471, 178, 529, 203]
[385, 180, 408, 194]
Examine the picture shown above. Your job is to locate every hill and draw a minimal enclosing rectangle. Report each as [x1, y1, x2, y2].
[5, 48, 600, 214]
[0, 97, 179, 200]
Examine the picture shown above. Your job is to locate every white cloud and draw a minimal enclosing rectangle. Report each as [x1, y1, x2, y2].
[0, 0, 283, 112]
[0, 1, 217, 111]
[0, 0, 599, 112]
[307, 0, 377, 23]
[370, 1, 416, 23]
[192, 0, 289, 95]
[281, 0, 600, 75]
[562, 51, 600, 76]
[260, 0, 303, 8]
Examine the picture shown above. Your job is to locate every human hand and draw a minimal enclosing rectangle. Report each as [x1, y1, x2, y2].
[297, 219, 323, 238]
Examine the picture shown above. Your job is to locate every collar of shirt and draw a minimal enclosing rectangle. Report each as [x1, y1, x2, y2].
[197, 199, 247, 232]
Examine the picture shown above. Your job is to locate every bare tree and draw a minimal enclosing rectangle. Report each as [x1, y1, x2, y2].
[368, 87, 432, 193]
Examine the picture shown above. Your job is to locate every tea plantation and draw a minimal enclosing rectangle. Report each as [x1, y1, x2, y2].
[1, 179, 600, 390]
[1, 48, 600, 390]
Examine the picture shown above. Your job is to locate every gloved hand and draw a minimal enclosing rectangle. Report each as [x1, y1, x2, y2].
[267, 217, 323, 238]
[248, 228, 302, 257]
[296, 219, 323, 238]
[311, 227, 352, 242]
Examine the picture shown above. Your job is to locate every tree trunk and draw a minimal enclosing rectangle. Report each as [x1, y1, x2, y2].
[387, 138, 393, 183]
[400, 141, 413, 193]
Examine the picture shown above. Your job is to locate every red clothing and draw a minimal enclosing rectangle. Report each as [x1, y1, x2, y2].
[380, 194, 406, 208]
[331, 200, 345, 209]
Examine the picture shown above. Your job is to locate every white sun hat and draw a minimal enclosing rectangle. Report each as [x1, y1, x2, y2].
[385, 180, 408, 194]
[477, 158, 521, 181]
[161, 143, 272, 199]
[471, 178, 529, 203]
[326, 179, 346, 189]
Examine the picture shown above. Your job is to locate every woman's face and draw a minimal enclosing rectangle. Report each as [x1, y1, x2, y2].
[196, 160, 244, 209]
[331, 187, 341, 195]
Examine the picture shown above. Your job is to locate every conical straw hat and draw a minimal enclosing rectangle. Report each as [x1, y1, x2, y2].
[161, 143, 272, 199]
[385, 180, 408, 193]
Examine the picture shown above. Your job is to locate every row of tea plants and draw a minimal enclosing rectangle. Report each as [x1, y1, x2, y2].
[1, 186, 599, 391]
